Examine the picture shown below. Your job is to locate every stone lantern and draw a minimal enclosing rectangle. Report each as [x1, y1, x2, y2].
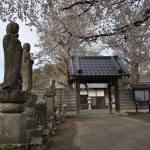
[87, 97, 92, 110]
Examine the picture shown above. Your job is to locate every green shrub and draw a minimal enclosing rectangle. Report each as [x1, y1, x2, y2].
[0, 145, 23, 150]
[127, 111, 150, 115]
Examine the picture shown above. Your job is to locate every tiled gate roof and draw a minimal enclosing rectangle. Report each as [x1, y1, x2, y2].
[68, 56, 130, 79]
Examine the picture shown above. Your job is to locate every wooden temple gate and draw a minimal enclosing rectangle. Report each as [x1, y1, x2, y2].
[68, 56, 130, 115]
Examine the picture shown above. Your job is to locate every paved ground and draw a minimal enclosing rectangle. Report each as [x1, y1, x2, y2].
[48, 114, 150, 150]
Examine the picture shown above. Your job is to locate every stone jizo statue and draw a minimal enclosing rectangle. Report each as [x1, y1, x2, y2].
[21, 43, 31, 92]
[44, 79, 55, 97]
[2, 21, 22, 90]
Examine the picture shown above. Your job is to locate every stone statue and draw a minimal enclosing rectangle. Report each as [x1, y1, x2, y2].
[44, 79, 55, 97]
[0, 22, 28, 145]
[21, 43, 31, 92]
[43, 79, 56, 119]
[30, 59, 34, 90]
[50, 79, 55, 93]
[2, 21, 23, 90]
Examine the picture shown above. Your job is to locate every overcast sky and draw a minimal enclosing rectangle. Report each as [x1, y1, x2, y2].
[0, 20, 39, 83]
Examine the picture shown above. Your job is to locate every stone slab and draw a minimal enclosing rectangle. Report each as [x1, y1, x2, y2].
[0, 90, 28, 103]
[29, 137, 43, 150]
[25, 94, 37, 107]
[0, 113, 27, 144]
[46, 97, 54, 118]
[42, 129, 50, 144]
[27, 128, 42, 137]
[0, 103, 25, 113]
[27, 117, 38, 129]
[24, 107, 36, 117]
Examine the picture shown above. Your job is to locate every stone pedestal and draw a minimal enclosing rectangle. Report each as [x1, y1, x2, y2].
[0, 90, 28, 145]
[42, 129, 50, 145]
[30, 137, 43, 150]
[0, 103, 25, 113]
[0, 113, 27, 144]
[24, 94, 44, 149]
[46, 97, 54, 119]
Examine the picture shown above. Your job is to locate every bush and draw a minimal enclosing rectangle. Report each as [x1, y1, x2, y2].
[0, 145, 23, 150]
[127, 111, 150, 115]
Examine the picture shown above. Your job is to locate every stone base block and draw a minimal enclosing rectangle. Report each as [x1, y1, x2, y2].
[0, 113, 27, 144]
[46, 97, 54, 118]
[47, 110, 54, 119]
[42, 129, 50, 144]
[27, 117, 38, 129]
[27, 128, 42, 137]
[25, 94, 37, 107]
[0, 103, 25, 113]
[24, 107, 36, 117]
[0, 143, 29, 150]
[0, 90, 28, 103]
[29, 137, 43, 150]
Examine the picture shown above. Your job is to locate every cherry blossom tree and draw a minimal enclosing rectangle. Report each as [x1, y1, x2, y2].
[1, 0, 150, 85]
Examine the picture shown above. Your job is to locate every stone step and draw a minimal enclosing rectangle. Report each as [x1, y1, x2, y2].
[29, 137, 43, 150]
[56, 96, 76, 98]
[120, 95, 133, 98]
[120, 98, 134, 100]
[119, 91, 133, 93]
[138, 105, 150, 108]
[120, 106, 135, 109]
[56, 102, 76, 105]
[42, 129, 50, 145]
[119, 89, 133, 92]
[120, 101, 135, 104]
[66, 108, 77, 111]
[27, 128, 43, 138]
[120, 107, 135, 110]
[27, 117, 38, 129]
[120, 105, 135, 108]
[120, 103, 149, 110]
[119, 89, 150, 111]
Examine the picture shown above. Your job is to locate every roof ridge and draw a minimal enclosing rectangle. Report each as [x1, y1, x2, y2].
[71, 56, 118, 59]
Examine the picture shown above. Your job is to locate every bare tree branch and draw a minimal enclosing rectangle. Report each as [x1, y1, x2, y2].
[63, 1, 94, 10]
[78, 1, 95, 17]
[73, 7, 150, 40]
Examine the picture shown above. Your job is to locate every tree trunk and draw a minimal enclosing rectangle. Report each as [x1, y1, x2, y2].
[65, 75, 73, 89]
[131, 62, 139, 85]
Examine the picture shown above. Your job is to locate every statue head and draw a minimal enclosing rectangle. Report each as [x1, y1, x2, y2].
[50, 79, 55, 91]
[23, 43, 30, 52]
[6, 21, 19, 34]
[52, 80, 55, 85]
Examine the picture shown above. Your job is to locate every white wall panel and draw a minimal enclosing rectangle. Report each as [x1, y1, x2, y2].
[88, 90, 96, 97]
[80, 90, 88, 95]
[97, 90, 104, 96]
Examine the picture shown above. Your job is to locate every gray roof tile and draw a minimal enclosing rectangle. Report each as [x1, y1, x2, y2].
[68, 56, 130, 78]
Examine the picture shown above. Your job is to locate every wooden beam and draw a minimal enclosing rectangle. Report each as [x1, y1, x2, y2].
[74, 80, 80, 115]
[108, 84, 112, 113]
[114, 79, 120, 113]
[70, 77, 120, 84]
